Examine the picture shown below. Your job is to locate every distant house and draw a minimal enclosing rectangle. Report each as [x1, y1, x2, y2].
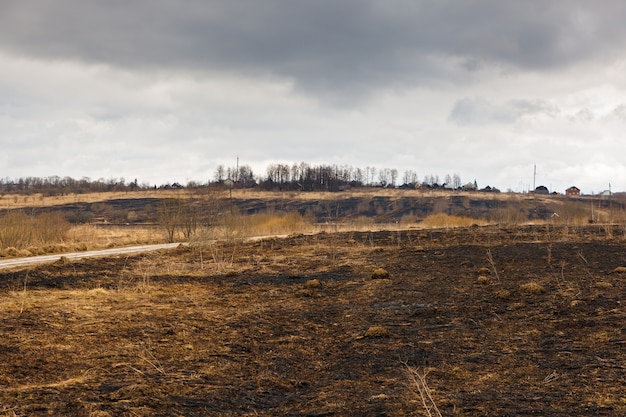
[480, 185, 500, 193]
[565, 186, 580, 196]
[534, 185, 549, 194]
[462, 182, 477, 191]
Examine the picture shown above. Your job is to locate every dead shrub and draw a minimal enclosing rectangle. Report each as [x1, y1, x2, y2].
[0, 211, 69, 250]
[492, 205, 528, 226]
[609, 266, 626, 274]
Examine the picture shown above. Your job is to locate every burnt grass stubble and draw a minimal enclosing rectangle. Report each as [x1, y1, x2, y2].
[0, 225, 625, 416]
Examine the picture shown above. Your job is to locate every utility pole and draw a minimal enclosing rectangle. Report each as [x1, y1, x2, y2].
[609, 183, 612, 218]
[533, 164, 536, 192]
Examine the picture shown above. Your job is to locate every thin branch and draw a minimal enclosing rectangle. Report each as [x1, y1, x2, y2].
[486, 249, 500, 282]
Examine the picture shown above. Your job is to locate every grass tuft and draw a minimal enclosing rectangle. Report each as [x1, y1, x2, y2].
[476, 275, 491, 284]
[365, 326, 390, 338]
[371, 268, 390, 279]
[304, 279, 322, 288]
[520, 281, 545, 294]
[495, 289, 512, 300]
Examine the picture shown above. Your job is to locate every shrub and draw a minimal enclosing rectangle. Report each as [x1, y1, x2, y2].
[0, 211, 70, 250]
[65, 210, 95, 224]
[491, 205, 528, 226]
[0, 212, 32, 248]
[33, 212, 70, 245]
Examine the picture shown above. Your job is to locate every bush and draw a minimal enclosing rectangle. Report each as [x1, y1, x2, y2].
[0, 211, 70, 249]
[65, 210, 95, 224]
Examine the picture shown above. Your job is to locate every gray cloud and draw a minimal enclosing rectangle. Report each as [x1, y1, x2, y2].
[1, 1, 625, 100]
[448, 98, 559, 125]
[1, 1, 626, 193]
[607, 104, 626, 121]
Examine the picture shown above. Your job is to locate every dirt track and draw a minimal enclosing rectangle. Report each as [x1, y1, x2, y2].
[0, 243, 182, 270]
[0, 224, 625, 416]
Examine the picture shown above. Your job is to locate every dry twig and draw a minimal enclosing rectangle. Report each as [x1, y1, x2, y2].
[486, 249, 500, 282]
[404, 365, 442, 417]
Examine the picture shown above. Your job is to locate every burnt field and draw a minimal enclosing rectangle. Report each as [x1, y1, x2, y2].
[1, 224, 625, 416]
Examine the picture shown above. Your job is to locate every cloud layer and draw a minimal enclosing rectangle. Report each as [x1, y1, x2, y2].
[1, 1, 626, 192]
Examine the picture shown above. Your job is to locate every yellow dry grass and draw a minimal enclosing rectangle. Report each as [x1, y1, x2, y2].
[519, 282, 546, 294]
[229, 188, 534, 202]
[66, 225, 163, 248]
[420, 213, 488, 228]
[0, 189, 191, 210]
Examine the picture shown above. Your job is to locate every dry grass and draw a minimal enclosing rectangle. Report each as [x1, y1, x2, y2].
[404, 367, 443, 417]
[420, 213, 488, 228]
[0, 212, 69, 250]
[234, 212, 316, 236]
[364, 326, 390, 338]
[371, 268, 391, 279]
[229, 188, 534, 202]
[0, 224, 164, 257]
[520, 281, 546, 294]
[2, 225, 626, 415]
[0, 190, 190, 210]
[64, 225, 163, 249]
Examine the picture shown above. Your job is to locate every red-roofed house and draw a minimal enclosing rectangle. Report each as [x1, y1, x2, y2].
[565, 186, 580, 196]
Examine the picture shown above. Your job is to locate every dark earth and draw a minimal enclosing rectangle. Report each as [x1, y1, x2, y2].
[15, 192, 621, 225]
[1, 224, 625, 416]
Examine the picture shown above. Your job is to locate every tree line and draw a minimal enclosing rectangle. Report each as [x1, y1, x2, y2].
[0, 176, 146, 196]
[215, 162, 464, 192]
[0, 162, 466, 195]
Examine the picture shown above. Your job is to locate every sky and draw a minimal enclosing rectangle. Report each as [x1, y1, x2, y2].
[1, 1, 626, 194]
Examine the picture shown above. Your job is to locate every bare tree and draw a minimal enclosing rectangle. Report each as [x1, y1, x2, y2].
[390, 169, 398, 187]
[214, 165, 225, 183]
[157, 198, 182, 243]
[403, 170, 418, 185]
[378, 168, 390, 187]
[453, 173, 462, 189]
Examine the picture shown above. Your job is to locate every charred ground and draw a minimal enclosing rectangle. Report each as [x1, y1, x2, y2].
[6, 191, 622, 225]
[1, 224, 625, 416]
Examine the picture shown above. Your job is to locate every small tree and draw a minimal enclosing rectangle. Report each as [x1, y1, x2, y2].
[157, 199, 182, 243]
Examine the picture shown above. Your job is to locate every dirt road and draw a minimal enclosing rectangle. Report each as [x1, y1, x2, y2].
[0, 243, 182, 270]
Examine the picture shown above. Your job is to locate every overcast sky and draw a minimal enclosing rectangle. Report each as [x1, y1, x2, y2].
[1, 1, 625, 193]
